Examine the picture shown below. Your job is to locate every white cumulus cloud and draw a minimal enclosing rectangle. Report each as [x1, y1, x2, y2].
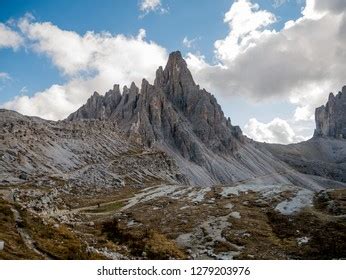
[139, 0, 167, 17]
[187, 0, 346, 108]
[0, 23, 23, 50]
[186, 0, 346, 143]
[244, 117, 307, 144]
[2, 16, 168, 120]
[182, 36, 200, 49]
[214, 0, 276, 62]
[272, 0, 288, 8]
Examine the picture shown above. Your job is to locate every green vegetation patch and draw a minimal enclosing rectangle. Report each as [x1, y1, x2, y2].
[83, 201, 124, 214]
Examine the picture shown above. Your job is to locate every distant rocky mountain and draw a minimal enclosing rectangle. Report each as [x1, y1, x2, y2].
[68, 51, 330, 188]
[265, 86, 346, 184]
[314, 86, 346, 139]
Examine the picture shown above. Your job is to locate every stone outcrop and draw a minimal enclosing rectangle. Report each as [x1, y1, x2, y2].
[314, 86, 346, 139]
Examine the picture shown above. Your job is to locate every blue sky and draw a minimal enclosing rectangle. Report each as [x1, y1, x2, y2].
[0, 0, 303, 101]
[0, 0, 344, 143]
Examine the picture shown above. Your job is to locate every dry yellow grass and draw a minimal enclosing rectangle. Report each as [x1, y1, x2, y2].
[102, 219, 186, 259]
[19, 208, 105, 259]
[0, 198, 42, 260]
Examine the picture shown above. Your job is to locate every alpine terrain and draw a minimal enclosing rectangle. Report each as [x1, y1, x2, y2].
[0, 51, 345, 260]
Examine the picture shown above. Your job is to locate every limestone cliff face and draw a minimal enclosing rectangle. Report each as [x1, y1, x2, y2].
[69, 85, 122, 120]
[68, 51, 243, 166]
[68, 51, 324, 188]
[314, 86, 346, 139]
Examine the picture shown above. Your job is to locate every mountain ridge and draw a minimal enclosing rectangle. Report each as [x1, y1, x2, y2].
[68, 51, 251, 185]
[66, 51, 341, 189]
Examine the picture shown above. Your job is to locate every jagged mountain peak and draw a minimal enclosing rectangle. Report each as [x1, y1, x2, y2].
[92, 91, 100, 97]
[327, 86, 346, 102]
[141, 78, 150, 90]
[113, 84, 120, 91]
[154, 51, 196, 89]
[154, 66, 165, 88]
[165, 51, 195, 87]
[104, 85, 120, 100]
[164, 51, 189, 71]
[335, 85, 346, 100]
[68, 51, 246, 184]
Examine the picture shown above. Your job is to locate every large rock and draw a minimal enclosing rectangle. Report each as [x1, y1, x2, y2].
[314, 86, 346, 139]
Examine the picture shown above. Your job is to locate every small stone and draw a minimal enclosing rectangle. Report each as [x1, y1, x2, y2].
[19, 173, 28, 180]
[230, 211, 241, 219]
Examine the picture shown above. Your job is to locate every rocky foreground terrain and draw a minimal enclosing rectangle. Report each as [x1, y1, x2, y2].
[0, 52, 345, 260]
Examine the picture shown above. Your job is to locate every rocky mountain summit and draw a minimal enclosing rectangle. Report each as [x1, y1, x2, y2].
[68, 52, 245, 185]
[2, 52, 345, 189]
[68, 51, 324, 187]
[68, 51, 243, 151]
[314, 86, 346, 139]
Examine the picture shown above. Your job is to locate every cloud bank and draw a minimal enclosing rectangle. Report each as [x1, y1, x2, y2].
[186, 0, 346, 143]
[244, 118, 307, 144]
[2, 16, 167, 120]
[1, 0, 345, 144]
[0, 23, 23, 49]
